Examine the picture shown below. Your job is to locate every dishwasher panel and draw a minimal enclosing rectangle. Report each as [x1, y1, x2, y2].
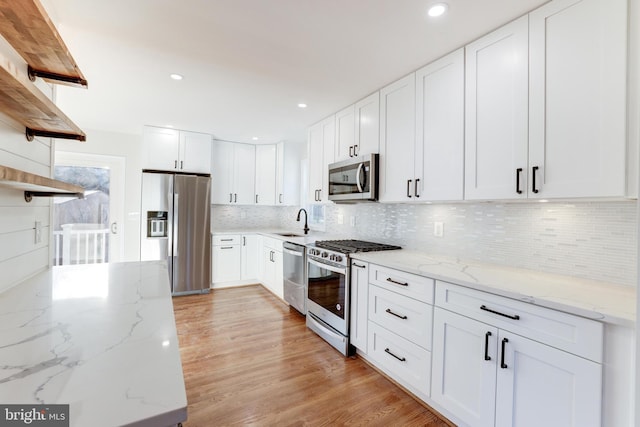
[283, 242, 307, 314]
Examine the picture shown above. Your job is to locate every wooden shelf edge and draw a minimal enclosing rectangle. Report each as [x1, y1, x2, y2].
[0, 49, 86, 141]
[0, 0, 87, 87]
[0, 164, 84, 202]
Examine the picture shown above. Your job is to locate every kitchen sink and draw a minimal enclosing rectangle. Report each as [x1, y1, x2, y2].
[276, 233, 304, 237]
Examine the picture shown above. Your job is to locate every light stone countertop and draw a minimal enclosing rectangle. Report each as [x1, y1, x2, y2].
[351, 250, 636, 328]
[211, 228, 335, 246]
[0, 261, 187, 427]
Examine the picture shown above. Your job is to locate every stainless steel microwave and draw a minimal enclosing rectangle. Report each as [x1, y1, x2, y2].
[328, 153, 378, 202]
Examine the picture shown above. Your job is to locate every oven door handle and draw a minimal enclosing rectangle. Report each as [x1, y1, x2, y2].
[283, 248, 303, 257]
[308, 257, 347, 275]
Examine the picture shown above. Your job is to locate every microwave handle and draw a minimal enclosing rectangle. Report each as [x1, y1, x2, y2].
[356, 162, 364, 193]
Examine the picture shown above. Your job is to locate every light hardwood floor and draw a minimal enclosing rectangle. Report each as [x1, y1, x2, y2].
[173, 285, 451, 427]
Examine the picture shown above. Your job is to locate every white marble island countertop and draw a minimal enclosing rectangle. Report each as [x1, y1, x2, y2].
[0, 261, 187, 427]
[351, 250, 636, 328]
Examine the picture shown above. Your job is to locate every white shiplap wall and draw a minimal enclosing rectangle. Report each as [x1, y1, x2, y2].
[0, 113, 53, 293]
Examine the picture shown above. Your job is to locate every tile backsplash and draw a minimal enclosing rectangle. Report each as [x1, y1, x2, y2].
[212, 201, 637, 286]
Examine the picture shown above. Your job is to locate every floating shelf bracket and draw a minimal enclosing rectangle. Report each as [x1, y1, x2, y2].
[26, 127, 86, 142]
[24, 191, 84, 203]
[28, 66, 88, 88]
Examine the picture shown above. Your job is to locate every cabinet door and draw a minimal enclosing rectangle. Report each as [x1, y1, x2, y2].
[211, 140, 234, 204]
[143, 126, 180, 171]
[233, 143, 256, 204]
[349, 261, 369, 352]
[528, 0, 627, 198]
[308, 122, 324, 203]
[275, 142, 285, 204]
[355, 92, 380, 157]
[212, 244, 241, 282]
[272, 249, 283, 299]
[335, 105, 355, 161]
[464, 16, 529, 200]
[255, 144, 277, 205]
[241, 235, 259, 280]
[320, 116, 335, 203]
[379, 73, 416, 202]
[179, 131, 212, 174]
[495, 331, 602, 427]
[415, 49, 464, 201]
[431, 308, 497, 427]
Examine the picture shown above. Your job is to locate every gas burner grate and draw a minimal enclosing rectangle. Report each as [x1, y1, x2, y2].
[315, 239, 401, 253]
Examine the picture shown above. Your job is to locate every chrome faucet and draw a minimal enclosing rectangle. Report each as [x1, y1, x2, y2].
[296, 208, 309, 235]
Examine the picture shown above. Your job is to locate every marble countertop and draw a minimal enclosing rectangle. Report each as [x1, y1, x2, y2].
[351, 250, 636, 328]
[211, 228, 332, 245]
[0, 261, 187, 427]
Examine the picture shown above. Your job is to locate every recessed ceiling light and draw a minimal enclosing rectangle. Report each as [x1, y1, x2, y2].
[252, 137, 259, 141]
[298, 103, 307, 108]
[170, 73, 183, 80]
[428, 3, 448, 17]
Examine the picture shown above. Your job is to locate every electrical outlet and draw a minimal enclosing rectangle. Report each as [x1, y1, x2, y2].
[350, 216, 356, 227]
[433, 221, 444, 238]
[34, 221, 42, 244]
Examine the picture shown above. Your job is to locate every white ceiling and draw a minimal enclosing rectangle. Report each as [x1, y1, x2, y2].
[42, 0, 549, 144]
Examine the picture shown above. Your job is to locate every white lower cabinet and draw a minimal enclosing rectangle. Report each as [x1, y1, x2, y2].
[349, 260, 369, 352]
[211, 235, 241, 283]
[240, 234, 259, 280]
[260, 237, 283, 298]
[431, 281, 603, 427]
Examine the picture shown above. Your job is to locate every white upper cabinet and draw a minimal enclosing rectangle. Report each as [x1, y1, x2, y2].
[276, 141, 303, 206]
[415, 49, 465, 201]
[335, 105, 356, 161]
[464, 16, 529, 201]
[179, 131, 213, 174]
[211, 141, 255, 205]
[307, 116, 335, 203]
[354, 92, 380, 157]
[255, 144, 277, 205]
[143, 126, 212, 174]
[379, 73, 416, 202]
[528, 0, 628, 198]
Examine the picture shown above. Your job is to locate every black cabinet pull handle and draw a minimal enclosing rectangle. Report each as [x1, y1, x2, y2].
[243, 236, 246, 246]
[354, 145, 358, 156]
[220, 246, 234, 250]
[415, 178, 420, 198]
[384, 348, 406, 362]
[229, 193, 233, 203]
[516, 168, 523, 194]
[180, 160, 184, 169]
[279, 194, 283, 203]
[385, 308, 408, 320]
[532, 166, 539, 193]
[234, 193, 237, 203]
[484, 331, 492, 361]
[175, 160, 178, 169]
[352, 262, 366, 269]
[386, 277, 409, 287]
[221, 238, 233, 242]
[501, 338, 509, 369]
[406, 179, 412, 198]
[349, 146, 354, 157]
[480, 305, 520, 320]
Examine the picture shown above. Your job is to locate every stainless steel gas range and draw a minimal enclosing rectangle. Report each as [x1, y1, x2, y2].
[306, 239, 401, 356]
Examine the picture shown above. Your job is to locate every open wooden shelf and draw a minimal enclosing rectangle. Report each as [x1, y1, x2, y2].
[0, 164, 84, 202]
[0, 0, 87, 88]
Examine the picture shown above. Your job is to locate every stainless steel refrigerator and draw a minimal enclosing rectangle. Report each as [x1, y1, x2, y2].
[140, 171, 211, 295]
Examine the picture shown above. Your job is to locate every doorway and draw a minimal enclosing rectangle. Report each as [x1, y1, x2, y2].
[53, 152, 125, 265]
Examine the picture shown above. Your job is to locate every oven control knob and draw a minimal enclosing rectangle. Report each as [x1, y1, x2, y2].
[335, 255, 342, 263]
[321, 252, 329, 258]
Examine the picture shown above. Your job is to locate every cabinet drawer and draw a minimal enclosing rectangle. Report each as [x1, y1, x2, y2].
[369, 264, 434, 304]
[435, 281, 603, 362]
[367, 322, 431, 399]
[369, 284, 433, 350]
[262, 236, 283, 251]
[213, 234, 240, 245]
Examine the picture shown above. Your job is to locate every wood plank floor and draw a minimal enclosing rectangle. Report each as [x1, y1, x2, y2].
[173, 285, 452, 427]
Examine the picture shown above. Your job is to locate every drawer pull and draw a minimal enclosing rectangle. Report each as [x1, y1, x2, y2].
[384, 348, 406, 362]
[221, 238, 234, 242]
[221, 246, 234, 249]
[501, 338, 509, 369]
[352, 263, 366, 269]
[386, 277, 408, 287]
[385, 308, 408, 320]
[484, 331, 492, 361]
[480, 305, 520, 320]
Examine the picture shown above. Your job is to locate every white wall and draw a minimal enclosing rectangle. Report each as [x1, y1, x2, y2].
[56, 129, 143, 262]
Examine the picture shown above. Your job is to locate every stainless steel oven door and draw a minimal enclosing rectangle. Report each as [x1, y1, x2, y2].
[306, 257, 349, 336]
